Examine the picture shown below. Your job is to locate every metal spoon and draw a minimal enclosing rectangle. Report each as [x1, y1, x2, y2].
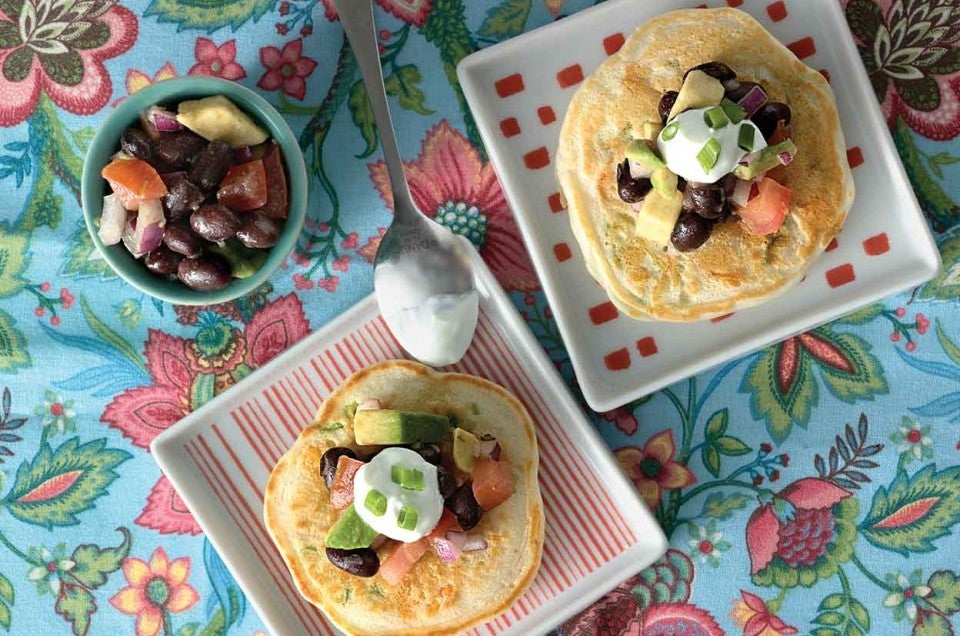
[332, 0, 478, 367]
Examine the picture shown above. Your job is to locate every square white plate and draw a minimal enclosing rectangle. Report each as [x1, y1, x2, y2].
[458, 0, 941, 411]
[151, 247, 667, 636]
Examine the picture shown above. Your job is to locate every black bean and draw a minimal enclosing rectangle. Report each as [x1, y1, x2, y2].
[415, 444, 441, 465]
[163, 222, 204, 258]
[676, 177, 687, 193]
[724, 80, 761, 104]
[671, 212, 712, 252]
[437, 466, 457, 500]
[156, 131, 206, 170]
[682, 182, 725, 219]
[144, 246, 182, 278]
[325, 547, 379, 577]
[188, 140, 233, 192]
[164, 176, 205, 220]
[320, 447, 359, 489]
[685, 61, 738, 91]
[177, 254, 232, 291]
[658, 91, 678, 124]
[446, 481, 482, 531]
[616, 159, 651, 203]
[717, 174, 738, 200]
[191, 204, 240, 242]
[751, 102, 792, 140]
[120, 126, 155, 162]
[236, 211, 281, 249]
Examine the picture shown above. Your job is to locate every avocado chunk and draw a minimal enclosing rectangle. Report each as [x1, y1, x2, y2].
[668, 70, 725, 121]
[176, 95, 269, 148]
[325, 504, 379, 549]
[634, 188, 683, 246]
[732, 139, 797, 180]
[452, 428, 480, 473]
[651, 167, 679, 197]
[208, 239, 268, 279]
[638, 120, 663, 142]
[625, 139, 665, 171]
[353, 409, 451, 445]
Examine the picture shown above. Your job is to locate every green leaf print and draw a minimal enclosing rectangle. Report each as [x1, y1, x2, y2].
[79, 296, 147, 375]
[816, 332, 888, 402]
[62, 219, 118, 280]
[913, 613, 952, 636]
[69, 528, 131, 589]
[844, 0, 883, 46]
[741, 341, 817, 443]
[0, 601, 8, 631]
[54, 584, 94, 636]
[384, 64, 434, 115]
[347, 81, 379, 158]
[835, 302, 885, 325]
[0, 309, 30, 374]
[927, 570, 960, 615]
[892, 117, 959, 230]
[478, 0, 532, 42]
[3, 438, 131, 528]
[917, 230, 960, 302]
[700, 492, 750, 520]
[936, 320, 960, 366]
[144, 0, 276, 32]
[704, 409, 728, 439]
[0, 223, 29, 298]
[859, 465, 960, 555]
[0, 572, 11, 631]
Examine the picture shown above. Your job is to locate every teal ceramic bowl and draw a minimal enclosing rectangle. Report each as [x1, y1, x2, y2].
[81, 76, 307, 305]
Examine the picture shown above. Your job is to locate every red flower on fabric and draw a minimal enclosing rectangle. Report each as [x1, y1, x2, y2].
[189, 38, 246, 80]
[600, 405, 639, 436]
[730, 590, 799, 636]
[257, 39, 317, 100]
[369, 120, 540, 291]
[320, 0, 432, 25]
[615, 430, 696, 509]
[102, 295, 311, 534]
[0, 2, 138, 126]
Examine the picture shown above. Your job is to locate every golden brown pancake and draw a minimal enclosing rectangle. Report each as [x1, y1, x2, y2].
[264, 360, 543, 635]
[556, 8, 854, 321]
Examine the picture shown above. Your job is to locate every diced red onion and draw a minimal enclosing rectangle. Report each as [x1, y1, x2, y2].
[462, 535, 488, 552]
[475, 438, 501, 461]
[730, 179, 753, 209]
[147, 106, 182, 132]
[778, 150, 795, 166]
[357, 398, 381, 412]
[123, 199, 165, 257]
[121, 216, 141, 258]
[628, 158, 653, 179]
[98, 194, 127, 246]
[159, 171, 186, 187]
[432, 534, 463, 563]
[232, 146, 254, 163]
[737, 85, 768, 117]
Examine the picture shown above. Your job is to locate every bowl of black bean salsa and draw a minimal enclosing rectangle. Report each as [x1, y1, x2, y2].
[81, 76, 307, 305]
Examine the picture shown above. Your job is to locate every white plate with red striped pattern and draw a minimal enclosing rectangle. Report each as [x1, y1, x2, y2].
[151, 245, 667, 636]
[458, 0, 940, 411]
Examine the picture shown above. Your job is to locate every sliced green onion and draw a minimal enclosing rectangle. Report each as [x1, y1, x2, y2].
[720, 98, 746, 124]
[391, 465, 425, 491]
[703, 106, 728, 129]
[697, 138, 722, 172]
[661, 122, 679, 141]
[397, 505, 418, 530]
[364, 490, 387, 517]
[738, 124, 755, 152]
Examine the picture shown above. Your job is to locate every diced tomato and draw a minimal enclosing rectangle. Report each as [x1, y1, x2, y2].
[217, 159, 268, 211]
[101, 158, 167, 202]
[379, 539, 429, 586]
[256, 143, 289, 219]
[472, 458, 515, 511]
[329, 456, 364, 510]
[738, 177, 792, 236]
[105, 179, 141, 211]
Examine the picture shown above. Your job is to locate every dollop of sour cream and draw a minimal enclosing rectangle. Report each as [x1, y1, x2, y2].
[353, 447, 443, 542]
[657, 107, 766, 184]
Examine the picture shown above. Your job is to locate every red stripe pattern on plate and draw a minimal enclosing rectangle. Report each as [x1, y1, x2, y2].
[182, 308, 638, 633]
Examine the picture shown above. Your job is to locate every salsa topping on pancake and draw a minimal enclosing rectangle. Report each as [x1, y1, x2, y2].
[319, 399, 515, 584]
[617, 61, 797, 251]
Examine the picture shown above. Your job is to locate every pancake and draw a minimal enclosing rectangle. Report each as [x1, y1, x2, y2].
[264, 360, 543, 635]
[556, 8, 854, 321]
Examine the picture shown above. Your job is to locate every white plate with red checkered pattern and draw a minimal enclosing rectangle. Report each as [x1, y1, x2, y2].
[458, 0, 940, 411]
[151, 245, 667, 636]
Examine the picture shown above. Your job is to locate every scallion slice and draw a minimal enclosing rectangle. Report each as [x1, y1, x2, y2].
[738, 124, 755, 152]
[661, 122, 679, 141]
[720, 98, 746, 124]
[397, 506, 419, 530]
[697, 138, 722, 172]
[391, 465, 425, 491]
[364, 490, 387, 517]
[703, 106, 729, 129]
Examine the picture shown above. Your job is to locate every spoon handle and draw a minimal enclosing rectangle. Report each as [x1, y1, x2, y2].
[332, 0, 416, 221]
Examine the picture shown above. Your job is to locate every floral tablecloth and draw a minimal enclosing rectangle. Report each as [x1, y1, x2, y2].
[0, 0, 958, 634]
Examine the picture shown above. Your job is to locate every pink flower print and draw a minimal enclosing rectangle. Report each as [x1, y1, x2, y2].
[189, 38, 246, 80]
[257, 39, 317, 100]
